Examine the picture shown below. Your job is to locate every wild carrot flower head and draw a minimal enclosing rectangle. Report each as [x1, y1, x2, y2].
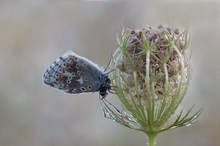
[102, 25, 202, 136]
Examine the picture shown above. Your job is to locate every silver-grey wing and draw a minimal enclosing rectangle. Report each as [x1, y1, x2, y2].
[43, 50, 105, 94]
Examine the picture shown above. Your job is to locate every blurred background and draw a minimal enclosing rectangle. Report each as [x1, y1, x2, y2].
[0, 0, 219, 146]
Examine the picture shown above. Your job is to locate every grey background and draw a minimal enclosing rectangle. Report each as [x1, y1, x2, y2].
[0, 0, 219, 146]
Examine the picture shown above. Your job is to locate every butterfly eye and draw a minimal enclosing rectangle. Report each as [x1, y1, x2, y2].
[55, 73, 60, 77]
[76, 64, 80, 68]
[58, 68, 63, 73]
[66, 79, 71, 84]
[87, 85, 92, 90]
[62, 63, 67, 67]
[67, 58, 72, 63]
[68, 76, 72, 80]
[80, 87, 86, 91]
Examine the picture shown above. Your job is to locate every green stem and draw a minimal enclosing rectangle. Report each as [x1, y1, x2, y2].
[147, 133, 158, 146]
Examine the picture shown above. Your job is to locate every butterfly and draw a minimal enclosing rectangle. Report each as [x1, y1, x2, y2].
[43, 50, 112, 99]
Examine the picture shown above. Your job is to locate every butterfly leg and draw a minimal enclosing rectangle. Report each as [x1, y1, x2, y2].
[99, 95, 108, 118]
[108, 89, 117, 94]
[99, 95, 122, 119]
[108, 85, 118, 94]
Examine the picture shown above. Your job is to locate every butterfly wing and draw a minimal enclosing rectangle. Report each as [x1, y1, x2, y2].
[43, 50, 105, 94]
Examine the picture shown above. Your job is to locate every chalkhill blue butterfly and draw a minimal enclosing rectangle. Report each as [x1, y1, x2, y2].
[43, 50, 111, 99]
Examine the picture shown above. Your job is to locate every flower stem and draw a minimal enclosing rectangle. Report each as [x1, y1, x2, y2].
[147, 133, 158, 146]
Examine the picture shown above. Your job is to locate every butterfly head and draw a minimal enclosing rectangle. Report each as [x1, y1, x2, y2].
[99, 73, 111, 99]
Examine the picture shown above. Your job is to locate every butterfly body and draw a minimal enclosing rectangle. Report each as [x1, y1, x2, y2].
[43, 50, 111, 99]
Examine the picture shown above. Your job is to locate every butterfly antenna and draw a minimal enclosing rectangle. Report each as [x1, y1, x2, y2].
[104, 54, 114, 72]
[106, 68, 116, 75]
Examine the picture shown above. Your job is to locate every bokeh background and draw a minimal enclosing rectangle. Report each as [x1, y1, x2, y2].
[0, 0, 219, 146]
